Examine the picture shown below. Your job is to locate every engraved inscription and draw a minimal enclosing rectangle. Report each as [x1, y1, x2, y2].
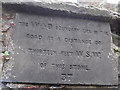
[19, 21, 110, 36]
[6, 13, 117, 85]
[28, 48, 57, 55]
[28, 48, 101, 58]
[39, 62, 47, 69]
[64, 38, 92, 44]
[69, 64, 90, 70]
[61, 73, 73, 81]
[26, 33, 42, 40]
[52, 64, 65, 70]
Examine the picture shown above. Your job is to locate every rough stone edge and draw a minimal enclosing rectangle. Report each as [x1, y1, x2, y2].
[0, 1, 2, 78]
[2, 1, 111, 22]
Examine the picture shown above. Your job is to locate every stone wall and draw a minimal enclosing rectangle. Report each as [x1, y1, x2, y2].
[0, 1, 119, 90]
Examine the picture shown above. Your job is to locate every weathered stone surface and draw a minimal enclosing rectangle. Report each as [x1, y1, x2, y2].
[2, 2, 111, 22]
[1, 12, 118, 85]
[0, 1, 3, 79]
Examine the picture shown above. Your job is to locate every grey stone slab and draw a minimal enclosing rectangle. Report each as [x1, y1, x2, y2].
[2, 13, 118, 85]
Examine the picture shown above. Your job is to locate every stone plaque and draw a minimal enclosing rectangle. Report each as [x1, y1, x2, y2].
[2, 13, 118, 85]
